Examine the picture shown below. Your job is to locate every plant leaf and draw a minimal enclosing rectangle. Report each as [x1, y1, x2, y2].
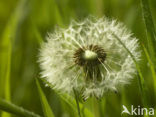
[112, 33, 149, 107]
[141, 0, 156, 65]
[36, 79, 55, 117]
[41, 78, 94, 117]
[0, 98, 41, 117]
[0, 0, 28, 116]
[142, 45, 156, 94]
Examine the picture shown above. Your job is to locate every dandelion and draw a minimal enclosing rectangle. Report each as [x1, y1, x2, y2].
[39, 16, 141, 100]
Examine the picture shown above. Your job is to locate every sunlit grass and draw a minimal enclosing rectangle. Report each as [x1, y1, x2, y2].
[0, 0, 156, 117]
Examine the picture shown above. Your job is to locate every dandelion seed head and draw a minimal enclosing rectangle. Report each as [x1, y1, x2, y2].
[39, 16, 141, 99]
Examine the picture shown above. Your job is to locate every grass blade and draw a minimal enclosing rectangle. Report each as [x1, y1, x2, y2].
[73, 89, 81, 117]
[113, 33, 148, 108]
[36, 79, 55, 117]
[0, 98, 41, 117]
[0, 0, 28, 116]
[59, 93, 94, 117]
[40, 78, 94, 117]
[142, 45, 156, 96]
[140, 0, 156, 65]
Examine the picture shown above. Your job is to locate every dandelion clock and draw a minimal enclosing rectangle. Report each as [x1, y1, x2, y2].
[39, 16, 141, 100]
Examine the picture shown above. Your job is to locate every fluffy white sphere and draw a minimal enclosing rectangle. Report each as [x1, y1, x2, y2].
[39, 16, 141, 99]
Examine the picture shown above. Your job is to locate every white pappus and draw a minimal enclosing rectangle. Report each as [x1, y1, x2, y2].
[39, 16, 141, 100]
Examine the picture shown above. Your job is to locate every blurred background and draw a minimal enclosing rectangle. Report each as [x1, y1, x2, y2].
[0, 0, 156, 117]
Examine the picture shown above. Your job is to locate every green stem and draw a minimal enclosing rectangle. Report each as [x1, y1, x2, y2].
[73, 89, 81, 117]
[0, 98, 42, 117]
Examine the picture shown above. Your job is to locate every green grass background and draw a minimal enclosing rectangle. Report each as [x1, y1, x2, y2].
[0, 0, 156, 117]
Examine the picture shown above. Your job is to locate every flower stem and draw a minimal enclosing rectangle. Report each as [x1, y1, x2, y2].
[73, 89, 81, 117]
[0, 98, 41, 117]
